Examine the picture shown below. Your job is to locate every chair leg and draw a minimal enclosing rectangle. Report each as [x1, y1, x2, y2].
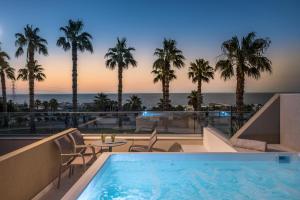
[83, 161, 86, 171]
[68, 166, 72, 178]
[72, 165, 75, 175]
[57, 166, 62, 189]
[82, 157, 86, 171]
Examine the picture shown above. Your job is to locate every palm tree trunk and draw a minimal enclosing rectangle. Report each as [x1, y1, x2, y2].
[72, 43, 78, 127]
[118, 65, 123, 128]
[164, 76, 170, 111]
[0, 72, 8, 127]
[197, 80, 202, 111]
[236, 68, 245, 113]
[28, 52, 36, 133]
[236, 66, 245, 127]
[161, 77, 165, 110]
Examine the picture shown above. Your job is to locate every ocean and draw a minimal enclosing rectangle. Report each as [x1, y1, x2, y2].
[7, 93, 274, 108]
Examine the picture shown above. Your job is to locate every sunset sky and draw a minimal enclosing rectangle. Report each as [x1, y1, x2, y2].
[0, 0, 299, 94]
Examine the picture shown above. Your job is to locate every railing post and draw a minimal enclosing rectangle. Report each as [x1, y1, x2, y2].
[230, 106, 233, 135]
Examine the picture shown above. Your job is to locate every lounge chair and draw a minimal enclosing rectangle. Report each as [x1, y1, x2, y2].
[129, 129, 158, 152]
[152, 142, 183, 152]
[167, 142, 183, 152]
[68, 130, 101, 158]
[54, 136, 94, 188]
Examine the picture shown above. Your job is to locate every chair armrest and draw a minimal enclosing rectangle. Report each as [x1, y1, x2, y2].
[75, 144, 90, 148]
[61, 153, 82, 157]
[60, 153, 85, 166]
[75, 144, 97, 158]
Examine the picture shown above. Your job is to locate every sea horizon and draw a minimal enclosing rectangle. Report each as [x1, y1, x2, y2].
[6, 93, 276, 108]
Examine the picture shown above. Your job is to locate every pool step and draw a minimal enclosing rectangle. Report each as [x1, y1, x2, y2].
[278, 155, 290, 163]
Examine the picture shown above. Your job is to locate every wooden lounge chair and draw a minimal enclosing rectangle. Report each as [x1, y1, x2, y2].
[68, 130, 101, 158]
[54, 136, 94, 188]
[129, 129, 158, 152]
[167, 142, 183, 152]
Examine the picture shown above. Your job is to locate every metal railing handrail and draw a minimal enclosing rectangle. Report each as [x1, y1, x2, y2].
[1, 110, 254, 114]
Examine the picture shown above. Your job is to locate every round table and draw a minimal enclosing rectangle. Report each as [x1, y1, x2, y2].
[94, 139, 127, 152]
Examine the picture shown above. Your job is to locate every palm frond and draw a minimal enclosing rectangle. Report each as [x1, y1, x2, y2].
[215, 60, 234, 80]
[57, 37, 71, 51]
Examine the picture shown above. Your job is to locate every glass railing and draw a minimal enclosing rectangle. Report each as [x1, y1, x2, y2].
[0, 111, 255, 137]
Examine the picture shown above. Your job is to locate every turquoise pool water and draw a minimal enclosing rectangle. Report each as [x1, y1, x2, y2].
[77, 154, 300, 200]
[141, 111, 161, 117]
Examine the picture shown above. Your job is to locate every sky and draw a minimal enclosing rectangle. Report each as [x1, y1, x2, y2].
[0, 0, 299, 94]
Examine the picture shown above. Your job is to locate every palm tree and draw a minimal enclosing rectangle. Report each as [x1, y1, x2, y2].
[215, 32, 271, 113]
[35, 99, 41, 111]
[0, 45, 15, 115]
[187, 90, 198, 111]
[124, 95, 143, 111]
[0, 45, 15, 127]
[94, 93, 110, 111]
[17, 60, 46, 81]
[152, 66, 176, 109]
[105, 37, 137, 112]
[18, 61, 46, 117]
[188, 59, 214, 111]
[153, 39, 185, 110]
[57, 19, 93, 115]
[15, 25, 48, 132]
[42, 101, 49, 111]
[49, 98, 58, 111]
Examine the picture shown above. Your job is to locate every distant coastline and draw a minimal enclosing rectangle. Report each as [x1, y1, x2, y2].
[6, 93, 274, 108]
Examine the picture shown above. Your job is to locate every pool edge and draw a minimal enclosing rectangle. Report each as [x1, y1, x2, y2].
[62, 153, 111, 200]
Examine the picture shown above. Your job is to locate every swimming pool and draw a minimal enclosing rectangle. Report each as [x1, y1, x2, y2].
[141, 111, 161, 117]
[66, 153, 300, 200]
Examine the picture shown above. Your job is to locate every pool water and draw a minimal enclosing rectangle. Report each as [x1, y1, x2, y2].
[141, 111, 161, 117]
[77, 154, 300, 200]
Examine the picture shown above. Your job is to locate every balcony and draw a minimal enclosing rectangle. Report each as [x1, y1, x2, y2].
[0, 94, 299, 200]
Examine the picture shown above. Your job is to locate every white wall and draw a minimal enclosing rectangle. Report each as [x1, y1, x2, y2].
[280, 94, 300, 151]
[203, 127, 237, 152]
[231, 94, 280, 143]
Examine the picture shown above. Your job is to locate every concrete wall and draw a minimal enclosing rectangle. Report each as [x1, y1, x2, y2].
[280, 94, 300, 151]
[0, 138, 40, 156]
[231, 94, 280, 144]
[0, 128, 76, 200]
[203, 127, 237, 152]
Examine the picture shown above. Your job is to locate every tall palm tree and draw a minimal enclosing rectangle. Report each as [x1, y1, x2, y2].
[105, 37, 137, 112]
[0, 45, 15, 114]
[215, 32, 271, 113]
[188, 59, 214, 111]
[153, 39, 185, 110]
[57, 20, 93, 115]
[15, 25, 48, 132]
[152, 66, 176, 109]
